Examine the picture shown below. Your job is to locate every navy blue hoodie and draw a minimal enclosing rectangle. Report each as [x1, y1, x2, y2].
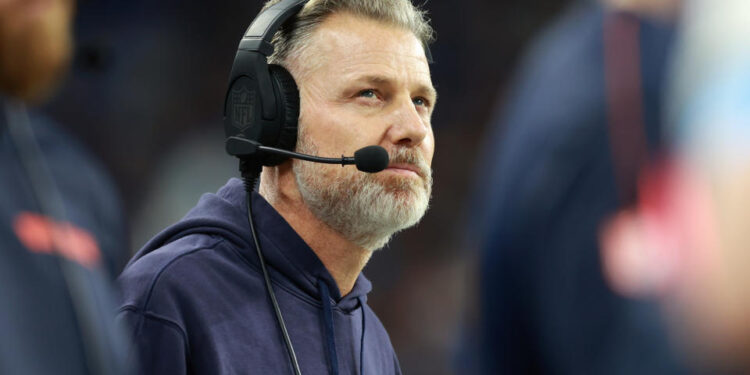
[118, 178, 402, 374]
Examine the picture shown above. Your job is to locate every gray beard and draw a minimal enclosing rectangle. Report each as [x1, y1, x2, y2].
[293, 138, 432, 251]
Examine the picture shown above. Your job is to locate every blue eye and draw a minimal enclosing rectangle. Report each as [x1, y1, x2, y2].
[358, 89, 377, 98]
[413, 97, 428, 107]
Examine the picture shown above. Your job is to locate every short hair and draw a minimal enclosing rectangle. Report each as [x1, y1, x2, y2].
[261, 0, 435, 68]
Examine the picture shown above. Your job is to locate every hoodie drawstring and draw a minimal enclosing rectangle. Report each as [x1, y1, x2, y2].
[357, 296, 366, 375]
[317, 280, 339, 375]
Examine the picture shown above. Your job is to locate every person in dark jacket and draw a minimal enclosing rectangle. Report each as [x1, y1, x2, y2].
[0, 0, 130, 374]
[472, 1, 689, 374]
[602, 0, 750, 372]
[117, 0, 436, 374]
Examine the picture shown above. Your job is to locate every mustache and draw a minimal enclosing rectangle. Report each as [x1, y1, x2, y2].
[387, 147, 432, 180]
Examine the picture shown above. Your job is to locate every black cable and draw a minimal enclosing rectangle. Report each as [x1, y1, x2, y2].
[257, 144, 354, 165]
[241, 165, 302, 375]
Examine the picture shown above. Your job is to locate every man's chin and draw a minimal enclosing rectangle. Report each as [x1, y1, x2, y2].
[373, 172, 427, 194]
[372, 180, 431, 224]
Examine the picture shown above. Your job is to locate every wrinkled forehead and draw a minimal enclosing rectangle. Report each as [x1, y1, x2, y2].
[300, 12, 433, 86]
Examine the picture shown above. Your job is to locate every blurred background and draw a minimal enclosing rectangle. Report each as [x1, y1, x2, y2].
[37, 0, 750, 374]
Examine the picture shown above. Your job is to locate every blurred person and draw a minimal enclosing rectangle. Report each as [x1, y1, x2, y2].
[470, 0, 691, 373]
[601, 0, 750, 372]
[0, 0, 130, 374]
[129, 128, 237, 250]
[116, 0, 436, 374]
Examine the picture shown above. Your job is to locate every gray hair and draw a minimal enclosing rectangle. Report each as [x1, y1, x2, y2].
[261, 0, 435, 68]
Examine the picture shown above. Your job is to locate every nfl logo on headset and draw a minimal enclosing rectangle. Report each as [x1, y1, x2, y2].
[231, 86, 255, 131]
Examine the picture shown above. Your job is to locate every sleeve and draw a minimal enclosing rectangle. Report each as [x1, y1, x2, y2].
[117, 308, 188, 375]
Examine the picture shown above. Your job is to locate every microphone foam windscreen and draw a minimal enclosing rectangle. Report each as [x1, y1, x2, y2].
[354, 146, 389, 173]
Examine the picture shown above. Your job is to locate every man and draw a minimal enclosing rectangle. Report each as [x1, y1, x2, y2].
[117, 0, 436, 373]
[470, 0, 688, 373]
[0, 0, 130, 374]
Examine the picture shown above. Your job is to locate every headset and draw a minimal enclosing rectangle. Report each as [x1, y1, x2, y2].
[223, 0, 305, 169]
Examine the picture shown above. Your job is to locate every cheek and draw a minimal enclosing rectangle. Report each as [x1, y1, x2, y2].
[299, 101, 356, 154]
[422, 130, 435, 164]
[300, 101, 380, 155]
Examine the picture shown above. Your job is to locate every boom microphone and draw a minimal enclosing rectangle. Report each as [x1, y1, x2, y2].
[225, 136, 389, 173]
[352, 146, 390, 173]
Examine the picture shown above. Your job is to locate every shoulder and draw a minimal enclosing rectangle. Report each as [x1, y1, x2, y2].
[29, 113, 113, 188]
[28, 113, 129, 273]
[118, 234, 228, 312]
[361, 304, 396, 351]
[359, 304, 402, 373]
[29, 114, 120, 211]
[117, 231, 270, 355]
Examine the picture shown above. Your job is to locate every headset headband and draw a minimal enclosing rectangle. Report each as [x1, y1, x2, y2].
[226, 0, 307, 123]
[235, 0, 433, 62]
[238, 0, 307, 56]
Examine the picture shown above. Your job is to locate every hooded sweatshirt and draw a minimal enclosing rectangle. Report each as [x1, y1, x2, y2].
[117, 178, 402, 375]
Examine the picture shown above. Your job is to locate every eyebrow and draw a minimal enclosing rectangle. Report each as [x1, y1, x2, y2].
[354, 74, 438, 101]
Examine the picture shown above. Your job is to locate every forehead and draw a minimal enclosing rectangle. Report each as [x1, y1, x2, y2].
[305, 12, 433, 87]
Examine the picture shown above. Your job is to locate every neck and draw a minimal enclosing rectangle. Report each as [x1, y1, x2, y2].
[259, 164, 372, 296]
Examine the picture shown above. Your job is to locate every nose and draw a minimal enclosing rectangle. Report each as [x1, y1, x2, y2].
[385, 98, 429, 147]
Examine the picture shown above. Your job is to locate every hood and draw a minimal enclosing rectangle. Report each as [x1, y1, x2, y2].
[129, 177, 371, 311]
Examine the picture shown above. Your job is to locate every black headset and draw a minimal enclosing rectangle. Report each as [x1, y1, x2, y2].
[223, 0, 306, 167]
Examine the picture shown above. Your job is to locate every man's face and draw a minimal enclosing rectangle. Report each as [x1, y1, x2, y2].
[290, 12, 436, 250]
[0, 0, 74, 103]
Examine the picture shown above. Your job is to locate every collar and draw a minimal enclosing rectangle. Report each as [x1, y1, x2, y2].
[219, 178, 372, 311]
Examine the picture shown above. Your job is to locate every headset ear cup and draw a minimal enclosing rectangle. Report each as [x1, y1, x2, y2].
[263, 64, 300, 166]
